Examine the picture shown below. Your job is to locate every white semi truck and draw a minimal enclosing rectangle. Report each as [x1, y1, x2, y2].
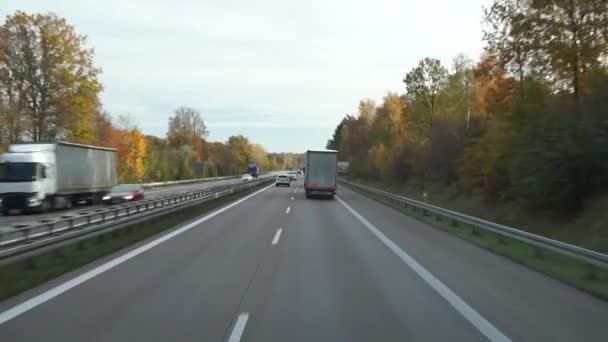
[304, 150, 338, 199]
[0, 142, 117, 215]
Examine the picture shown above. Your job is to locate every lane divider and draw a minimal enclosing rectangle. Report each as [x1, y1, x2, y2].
[227, 312, 249, 342]
[285, 206, 291, 214]
[272, 229, 283, 245]
[0, 184, 274, 325]
[336, 196, 511, 342]
[291, 196, 294, 201]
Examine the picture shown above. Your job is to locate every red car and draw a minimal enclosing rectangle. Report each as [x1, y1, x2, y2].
[103, 184, 145, 204]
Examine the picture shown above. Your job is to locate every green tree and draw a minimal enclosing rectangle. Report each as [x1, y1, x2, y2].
[403, 58, 448, 117]
[326, 117, 347, 150]
[167, 106, 208, 161]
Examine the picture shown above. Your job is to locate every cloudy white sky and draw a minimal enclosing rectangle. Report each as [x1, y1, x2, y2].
[1, 0, 490, 152]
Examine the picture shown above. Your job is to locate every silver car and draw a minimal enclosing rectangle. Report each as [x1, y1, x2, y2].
[275, 174, 291, 187]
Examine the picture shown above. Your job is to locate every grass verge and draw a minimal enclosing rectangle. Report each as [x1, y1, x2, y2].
[345, 183, 608, 301]
[0, 181, 270, 301]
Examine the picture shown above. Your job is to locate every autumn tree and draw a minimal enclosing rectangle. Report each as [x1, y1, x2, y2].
[167, 106, 208, 159]
[0, 11, 102, 143]
[228, 135, 252, 173]
[485, 0, 608, 105]
[120, 127, 147, 182]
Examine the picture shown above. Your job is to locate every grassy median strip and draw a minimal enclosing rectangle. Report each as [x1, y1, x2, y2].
[345, 183, 608, 301]
[0, 182, 269, 302]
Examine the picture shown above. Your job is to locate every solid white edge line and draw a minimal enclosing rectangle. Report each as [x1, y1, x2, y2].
[285, 206, 291, 214]
[227, 312, 250, 342]
[336, 196, 511, 342]
[271, 228, 283, 245]
[0, 184, 273, 326]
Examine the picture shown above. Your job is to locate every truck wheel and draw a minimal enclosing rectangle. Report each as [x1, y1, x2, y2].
[64, 197, 73, 209]
[37, 198, 50, 213]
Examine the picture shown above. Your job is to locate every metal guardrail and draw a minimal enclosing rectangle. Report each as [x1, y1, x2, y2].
[139, 175, 239, 188]
[0, 177, 272, 253]
[340, 179, 608, 270]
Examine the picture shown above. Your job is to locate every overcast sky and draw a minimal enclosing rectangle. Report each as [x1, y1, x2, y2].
[1, 0, 491, 152]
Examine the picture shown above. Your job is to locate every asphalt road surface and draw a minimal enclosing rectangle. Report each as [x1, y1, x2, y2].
[1, 178, 607, 341]
[0, 177, 242, 229]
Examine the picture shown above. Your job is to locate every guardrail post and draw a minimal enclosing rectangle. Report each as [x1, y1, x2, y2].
[23, 229, 31, 244]
[69, 218, 74, 229]
[423, 208, 428, 216]
[451, 218, 458, 227]
[87, 215, 92, 225]
[48, 223, 55, 235]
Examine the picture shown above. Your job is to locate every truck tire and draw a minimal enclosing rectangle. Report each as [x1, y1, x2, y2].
[36, 198, 50, 213]
[64, 197, 73, 210]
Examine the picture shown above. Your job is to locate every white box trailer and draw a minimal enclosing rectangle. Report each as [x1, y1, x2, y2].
[304, 150, 338, 199]
[0, 142, 117, 214]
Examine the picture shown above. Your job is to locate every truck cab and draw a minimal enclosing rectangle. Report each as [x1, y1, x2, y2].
[0, 144, 57, 214]
[248, 164, 259, 178]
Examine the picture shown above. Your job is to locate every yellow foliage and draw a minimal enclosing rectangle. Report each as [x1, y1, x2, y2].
[120, 128, 147, 182]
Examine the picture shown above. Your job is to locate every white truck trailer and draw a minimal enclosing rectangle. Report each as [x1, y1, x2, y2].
[304, 150, 338, 199]
[0, 142, 117, 214]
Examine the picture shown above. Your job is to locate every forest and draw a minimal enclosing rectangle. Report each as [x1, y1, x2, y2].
[0, 11, 301, 182]
[328, 0, 608, 213]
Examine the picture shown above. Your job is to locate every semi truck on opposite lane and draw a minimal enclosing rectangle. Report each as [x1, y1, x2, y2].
[248, 164, 259, 178]
[0, 142, 117, 215]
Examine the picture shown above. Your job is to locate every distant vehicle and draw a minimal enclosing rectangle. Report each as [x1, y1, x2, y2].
[241, 174, 253, 182]
[103, 184, 144, 204]
[248, 164, 259, 178]
[287, 171, 298, 181]
[337, 161, 350, 175]
[275, 174, 291, 187]
[304, 150, 338, 199]
[0, 142, 117, 215]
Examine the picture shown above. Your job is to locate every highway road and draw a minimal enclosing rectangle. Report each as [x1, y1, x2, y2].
[0, 177, 242, 229]
[1, 178, 607, 341]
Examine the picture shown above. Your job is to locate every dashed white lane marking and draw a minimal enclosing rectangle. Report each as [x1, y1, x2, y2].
[285, 206, 291, 214]
[272, 229, 283, 245]
[291, 196, 294, 201]
[227, 313, 250, 342]
[337, 196, 511, 342]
